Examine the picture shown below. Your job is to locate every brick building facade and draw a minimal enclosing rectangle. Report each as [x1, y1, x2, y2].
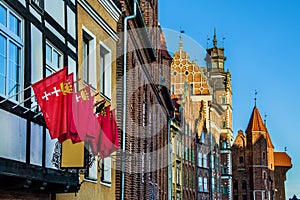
[170, 29, 233, 200]
[115, 0, 173, 199]
[232, 106, 292, 200]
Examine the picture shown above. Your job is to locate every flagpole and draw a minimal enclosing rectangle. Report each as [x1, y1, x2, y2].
[23, 104, 38, 114]
[12, 94, 35, 109]
[33, 112, 42, 118]
[0, 85, 32, 104]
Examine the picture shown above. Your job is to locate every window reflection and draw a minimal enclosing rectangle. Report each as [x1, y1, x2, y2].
[9, 13, 20, 36]
[0, 4, 6, 26]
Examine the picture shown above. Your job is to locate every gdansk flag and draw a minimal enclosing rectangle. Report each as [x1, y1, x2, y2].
[32, 66, 119, 159]
[69, 85, 100, 144]
[32, 67, 73, 140]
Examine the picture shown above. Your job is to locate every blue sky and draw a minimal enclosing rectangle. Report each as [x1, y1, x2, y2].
[158, 0, 300, 198]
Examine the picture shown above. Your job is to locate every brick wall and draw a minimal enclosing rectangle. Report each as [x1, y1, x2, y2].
[115, 0, 171, 199]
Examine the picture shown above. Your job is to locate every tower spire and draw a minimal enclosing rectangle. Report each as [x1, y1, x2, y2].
[254, 90, 257, 107]
[213, 27, 217, 47]
[179, 28, 184, 49]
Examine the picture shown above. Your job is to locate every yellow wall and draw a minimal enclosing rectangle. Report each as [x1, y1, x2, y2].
[57, 0, 119, 199]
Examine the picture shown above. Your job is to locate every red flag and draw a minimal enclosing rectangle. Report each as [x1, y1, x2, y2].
[58, 74, 78, 143]
[32, 69, 74, 140]
[98, 106, 120, 158]
[70, 86, 99, 143]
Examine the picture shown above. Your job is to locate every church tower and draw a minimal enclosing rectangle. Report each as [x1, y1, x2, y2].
[232, 105, 275, 200]
[206, 28, 226, 72]
[206, 28, 233, 200]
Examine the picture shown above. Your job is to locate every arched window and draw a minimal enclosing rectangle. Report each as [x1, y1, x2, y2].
[201, 132, 205, 144]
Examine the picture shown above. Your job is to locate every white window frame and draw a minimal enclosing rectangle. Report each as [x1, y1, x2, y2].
[84, 155, 98, 182]
[82, 26, 96, 89]
[176, 162, 180, 185]
[100, 156, 112, 186]
[99, 41, 111, 99]
[45, 41, 63, 76]
[198, 176, 203, 192]
[203, 177, 208, 192]
[0, 2, 24, 103]
[198, 152, 202, 167]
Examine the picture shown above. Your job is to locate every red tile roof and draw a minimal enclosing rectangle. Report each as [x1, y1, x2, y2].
[246, 106, 267, 133]
[274, 152, 292, 167]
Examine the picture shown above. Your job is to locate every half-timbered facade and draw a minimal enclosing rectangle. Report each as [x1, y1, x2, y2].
[0, 0, 78, 198]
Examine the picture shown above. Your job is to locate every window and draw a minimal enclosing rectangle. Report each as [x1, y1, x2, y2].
[45, 42, 63, 76]
[142, 101, 146, 127]
[0, 2, 23, 102]
[100, 156, 112, 184]
[30, 0, 44, 11]
[176, 163, 180, 185]
[203, 153, 207, 168]
[222, 167, 228, 174]
[242, 180, 246, 190]
[190, 84, 193, 95]
[191, 149, 194, 163]
[99, 43, 111, 99]
[176, 139, 180, 157]
[211, 155, 214, 169]
[176, 192, 180, 200]
[223, 186, 229, 194]
[185, 147, 188, 161]
[263, 171, 267, 180]
[198, 176, 203, 192]
[82, 28, 96, 88]
[242, 195, 247, 200]
[198, 152, 202, 167]
[262, 151, 266, 159]
[201, 132, 205, 143]
[221, 96, 226, 104]
[239, 156, 244, 164]
[212, 178, 215, 192]
[222, 141, 227, 149]
[203, 177, 208, 192]
[171, 85, 174, 94]
[222, 120, 226, 128]
[84, 154, 98, 181]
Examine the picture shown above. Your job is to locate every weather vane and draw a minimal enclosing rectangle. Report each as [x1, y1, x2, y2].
[222, 35, 226, 47]
[264, 113, 268, 126]
[207, 35, 210, 48]
[179, 27, 184, 40]
[254, 90, 257, 106]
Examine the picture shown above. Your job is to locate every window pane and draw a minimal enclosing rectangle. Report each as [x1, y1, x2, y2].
[0, 4, 6, 26]
[46, 43, 51, 63]
[82, 38, 88, 82]
[9, 13, 20, 36]
[8, 42, 20, 100]
[100, 53, 104, 93]
[0, 34, 6, 95]
[53, 49, 60, 69]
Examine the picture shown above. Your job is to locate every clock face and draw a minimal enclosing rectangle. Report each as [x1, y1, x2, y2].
[219, 63, 223, 68]
[212, 62, 217, 68]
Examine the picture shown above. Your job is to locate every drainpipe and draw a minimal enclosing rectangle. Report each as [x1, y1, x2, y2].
[121, 1, 137, 200]
[168, 112, 175, 200]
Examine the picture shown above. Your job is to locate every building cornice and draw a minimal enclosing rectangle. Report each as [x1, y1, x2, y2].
[98, 0, 121, 22]
[78, 0, 119, 41]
